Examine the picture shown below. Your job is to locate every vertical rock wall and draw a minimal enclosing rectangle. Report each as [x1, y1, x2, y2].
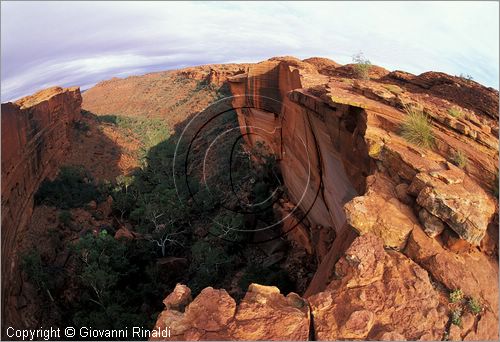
[1, 86, 82, 329]
[229, 60, 374, 267]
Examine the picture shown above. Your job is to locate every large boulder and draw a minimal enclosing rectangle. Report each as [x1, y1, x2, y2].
[405, 226, 499, 341]
[308, 233, 448, 340]
[344, 174, 418, 249]
[410, 170, 496, 245]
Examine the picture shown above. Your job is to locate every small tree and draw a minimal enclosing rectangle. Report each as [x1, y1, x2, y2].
[144, 201, 185, 257]
[352, 52, 372, 80]
[21, 250, 54, 302]
[459, 73, 474, 81]
[74, 230, 129, 309]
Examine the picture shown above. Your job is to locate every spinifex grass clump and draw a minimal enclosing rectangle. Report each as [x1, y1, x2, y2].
[449, 289, 464, 303]
[467, 297, 482, 315]
[448, 107, 464, 118]
[452, 150, 468, 169]
[400, 105, 435, 148]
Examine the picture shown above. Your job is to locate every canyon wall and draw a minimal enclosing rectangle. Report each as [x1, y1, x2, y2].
[153, 57, 498, 340]
[1, 86, 82, 329]
[228, 57, 499, 295]
[229, 60, 373, 269]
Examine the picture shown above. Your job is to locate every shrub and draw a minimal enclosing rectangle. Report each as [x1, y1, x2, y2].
[451, 150, 468, 169]
[451, 309, 462, 326]
[352, 52, 372, 80]
[73, 120, 90, 132]
[209, 213, 246, 242]
[449, 289, 464, 303]
[58, 210, 72, 226]
[383, 84, 403, 95]
[97, 114, 118, 125]
[188, 239, 234, 293]
[448, 107, 464, 118]
[35, 166, 104, 209]
[400, 106, 434, 148]
[467, 297, 482, 315]
[71, 230, 157, 330]
[21, 250, 54, 301]
[459, 73, 474, 81]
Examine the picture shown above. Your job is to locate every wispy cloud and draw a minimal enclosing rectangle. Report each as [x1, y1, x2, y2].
[1, 1, 498, 101]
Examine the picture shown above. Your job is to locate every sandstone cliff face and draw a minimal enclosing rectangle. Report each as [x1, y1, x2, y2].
[153, 57, 498, 340]
[1, 86, 82, 329]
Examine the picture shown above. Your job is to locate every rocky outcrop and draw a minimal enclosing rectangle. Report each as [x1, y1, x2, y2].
[151, 283, 310, 340]
[344, 173, 418, 249]
[152, 234, 452, 340]
[409, 170, 495, 244]
[223, 57, 498, 339]
[1, 86, 82, 330]
[228, 55, 497, 271]
[308, 233, 448, 340]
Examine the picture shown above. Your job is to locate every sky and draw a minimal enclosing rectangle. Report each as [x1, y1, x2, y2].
[1, 1, 499, 102]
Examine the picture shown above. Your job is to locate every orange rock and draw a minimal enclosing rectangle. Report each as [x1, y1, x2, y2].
[163, 284, 192, 311]
[344, 174, 418, 249]
[412, 171, 496, 244]
[150, 284, 310, 340]
[405, 226, 499, 340]
[185, 287, 236, 332]
[309, 233, 449, 340]
[1, 86, 82, 330]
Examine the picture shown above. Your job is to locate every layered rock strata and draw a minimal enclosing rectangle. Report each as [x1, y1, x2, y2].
[1, 86, 82, 329]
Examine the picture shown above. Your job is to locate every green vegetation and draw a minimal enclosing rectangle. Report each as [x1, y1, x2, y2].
[448, 107, 464, 118]
[70, 230, 162, 331]
[383, 84, 403, 95]
[459, 73, 474, 81]
[209, 212, 246, 242]
[35, 166, 107, 209]
[449, 289, 464, 303]
[58, 210, 72, 226]
[97, 115, 169, 159]
[450, 309, 462, 326]
[188, 239, 236, 293]
[21, 250, 55, 302]
[73, 120, 90, 132]
[451, 150, 468, 169]
[400, 105, 435, 148]
[352, 52, 372, 80]
[467, 297, 482, 315]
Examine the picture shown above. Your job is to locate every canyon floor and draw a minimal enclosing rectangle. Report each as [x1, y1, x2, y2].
[1, 56, 499, 341]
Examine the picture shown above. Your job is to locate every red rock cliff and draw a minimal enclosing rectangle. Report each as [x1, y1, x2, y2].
[1, 86, 82, 329]
[153, 57, 498, 340]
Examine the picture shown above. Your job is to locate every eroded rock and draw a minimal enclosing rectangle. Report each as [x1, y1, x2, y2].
[151, 284, 310, 340]
[411, 171, 496, 244]
[344, 174, 418, 249]
[308, 233, 448, 341]
[418, 208, 445, 237]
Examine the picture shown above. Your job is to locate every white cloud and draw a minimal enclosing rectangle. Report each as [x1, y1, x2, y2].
[1, 1, 498, 101]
